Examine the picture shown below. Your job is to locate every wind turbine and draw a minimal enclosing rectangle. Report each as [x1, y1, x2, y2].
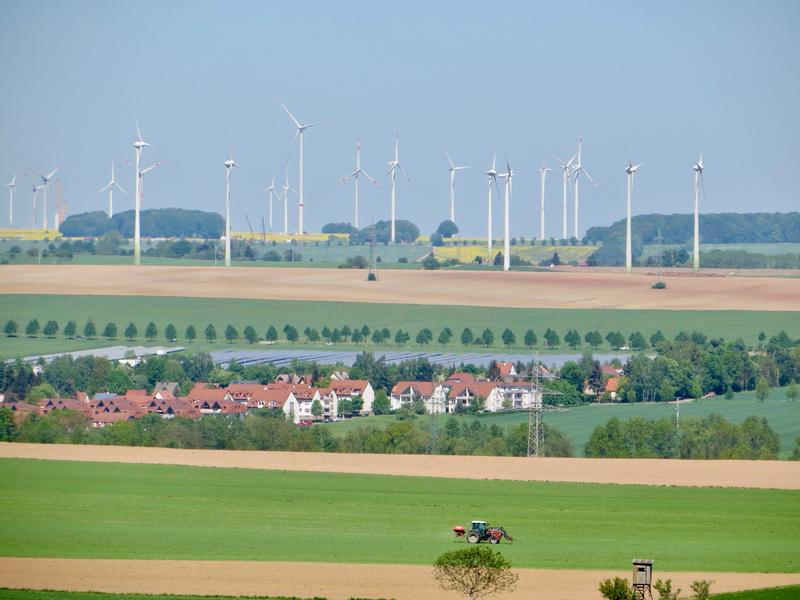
[264, 176, 276, 233]
[34, 164, 60, 230]
[445, 150, 470, 224]
[223, 152, 240, 267]
[99, 162, 125, 218]
[570, 134, 597, 239]
[4, 174, 15, 227]
[498, 157, 514, 272]
[386, 127, 411, 243]
[485, 155, 499, 257]
[537, 165, 551, 241]
[125, 121, 162, 266]
[625, 161, 642, 273]
[340, 141, 377, 229]
[277, 98, 319, 235]
[692, 154, 704, 272]
[555, 153, 576, 240]
[31, 183, 43, 229]
[280, 166, 297, 235]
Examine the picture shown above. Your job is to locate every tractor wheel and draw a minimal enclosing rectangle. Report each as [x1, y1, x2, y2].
[467, 531, 480, 544]
[490, 536, 500, 544]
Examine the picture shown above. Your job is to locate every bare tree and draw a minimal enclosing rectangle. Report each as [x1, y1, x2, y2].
[433, 546, 518, 600]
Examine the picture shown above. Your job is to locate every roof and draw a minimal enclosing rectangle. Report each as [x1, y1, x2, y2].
[391, 381, 437, 397]
[186, 383, 230, 402]
[497, 362, 515, 378]
[446, 372, 476, 384]
[330, 380, 369, 395]
[605, 377, 621, 393]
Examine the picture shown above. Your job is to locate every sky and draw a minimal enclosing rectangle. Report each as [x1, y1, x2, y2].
[1, 0, 798, 237]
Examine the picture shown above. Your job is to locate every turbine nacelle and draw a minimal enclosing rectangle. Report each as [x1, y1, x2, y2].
[626, 162, 642, 175]
[693, 154, 704, 173]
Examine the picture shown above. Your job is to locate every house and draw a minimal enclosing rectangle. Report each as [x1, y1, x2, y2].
[274, 373, 309, 385]
[604, 377, 621, 400]
[41, 397, 94, 418]
[443, 380, 496, 413]
[497, 361, 517, 378]
[153, 381, 180, 395]
[92, 411, 137, 427]
[601, 364, 623, 378]
[486, 382, 541, 412]
[150, 397, 201, 419]
[196, 398, 246, 416]
[186, 383, 232, 405]
[273, 383, 322, 422]
[390, 381, 441, 411]
[330, 370, 350, 381]
[330, 379, 374, 414]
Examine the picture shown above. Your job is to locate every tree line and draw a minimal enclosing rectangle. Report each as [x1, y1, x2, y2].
[59, 208, 225, 238]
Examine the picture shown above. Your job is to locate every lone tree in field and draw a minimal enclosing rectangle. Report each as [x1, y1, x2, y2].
[63, 320, 77, 339]
[433, 546, 518, 600]
[265, 325, 278, 342]
[461, 327, 474, 345]
[165, 323, 177, 342]
[755, 378, 770, 402]
[185, 324, 197, 343]
[83, 319, 97, 339]
[205, 324, 217, 343]
[3, 319, 18, 337]
[124, 322, 138, 341]
[145, 322, 158, 342]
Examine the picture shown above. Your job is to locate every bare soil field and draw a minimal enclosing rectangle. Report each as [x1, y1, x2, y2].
[2, 558, 799, 600]
[3, 443, 798, 489]
[2, 264, 799, 310]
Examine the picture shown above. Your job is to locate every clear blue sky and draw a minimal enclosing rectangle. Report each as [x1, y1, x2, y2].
[1, 0, 798, 237]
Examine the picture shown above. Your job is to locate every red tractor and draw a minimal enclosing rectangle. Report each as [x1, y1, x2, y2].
[453, 520, 513, 544]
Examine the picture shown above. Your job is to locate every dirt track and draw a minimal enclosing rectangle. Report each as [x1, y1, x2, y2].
[3, 443, 799, 489]
[1, 558, 799, 600]
[2, 264, 799, 310]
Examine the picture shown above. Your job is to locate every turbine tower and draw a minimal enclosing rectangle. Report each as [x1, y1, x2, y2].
[223, 152, 240, 267]
[692, 154, 704, 272]
[31, 183, 43, 229]
[4, 174, 15, 227]
[498, 158, 514, 272]
[485, 155, 499, 257]
[34, 164, 60, 230]
[570, 134, 597, 239]
[264, 176, 276, 233]
[445, 150, 469, 224]
[340, 141, 377, 230]
[386, 128, 411, 243]
[278, 99, 319, 235]
[99, 161, 125, 218]
[625, 161, 642, 273]
[280, 166, 297, 235]
[537, 166, 551, 241]
[555, 153, 576, 240]
[126, 121, 162, 266]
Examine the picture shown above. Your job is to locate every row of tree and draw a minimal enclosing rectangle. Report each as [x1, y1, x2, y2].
[59, 208, 225, 238]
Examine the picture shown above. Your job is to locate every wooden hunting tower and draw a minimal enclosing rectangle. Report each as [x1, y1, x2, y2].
[632, 559, 654, 600]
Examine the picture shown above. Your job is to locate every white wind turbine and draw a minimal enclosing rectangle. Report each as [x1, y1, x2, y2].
[264, 176, 276, 233]
[31, 183, 44, 229]
[625, 161, 642, 273]
[4, 174, 15, 227]
[99, 161, 125, 218]
[498, 157, 514, 272]
[280, 166, 297, 235]
[555, 152, 576, 239]
[692, 154, 704, 272]
[340, 141, 378, 230]
[223, 152, 240, 267]
[277, 99, 319, 235]
[445, 150, 470, 224]
[570, 134, 597, 239]
[537, 165, 551, 241]
[386, 128, 411, 243]
[125, 121, 162, 266]
[34, 164, 60, 230]
[485, 154, 499, 257]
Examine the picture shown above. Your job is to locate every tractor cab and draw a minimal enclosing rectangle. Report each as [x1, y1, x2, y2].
[471, 521, 487, 533]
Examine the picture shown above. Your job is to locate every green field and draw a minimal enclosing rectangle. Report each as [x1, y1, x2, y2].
[326, 388, 800, 457]
[1, 294, 798, 360]
[0, 459, 798, 572]
[642, 242, 800, 259]
[710, 586, 800, 599]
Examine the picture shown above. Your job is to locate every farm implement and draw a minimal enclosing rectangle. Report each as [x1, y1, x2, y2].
[453, 520, 513, 544]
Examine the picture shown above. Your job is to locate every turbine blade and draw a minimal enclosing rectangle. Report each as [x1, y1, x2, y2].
[277, 98, 302, 129]
[115, 182, 127, 194]
[445, 149, 454, 169]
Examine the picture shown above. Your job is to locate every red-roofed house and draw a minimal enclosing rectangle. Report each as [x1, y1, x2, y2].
[390, 381, 445, 412]
[330, 379, 374, 414]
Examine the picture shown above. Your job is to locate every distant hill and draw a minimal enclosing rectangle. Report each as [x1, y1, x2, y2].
[585, 212, 800, 266]
[60, 208, 224, 238]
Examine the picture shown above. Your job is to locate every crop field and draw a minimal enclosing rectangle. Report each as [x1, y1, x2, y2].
[1, 458, 798, 572]
[324, 387, 800, 457]
[0, 593, 316, 600]
[2, 294, 798, 360]
[642, 242, 800, 259]
[434, 243, 597, 264]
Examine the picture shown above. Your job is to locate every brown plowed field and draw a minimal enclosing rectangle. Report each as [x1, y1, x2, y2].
[2, 264, 798, 310]
[3, 443, 799, 489]
[2, 558, 799, 600]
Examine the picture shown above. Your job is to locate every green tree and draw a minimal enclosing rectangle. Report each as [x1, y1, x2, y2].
[481, 328, 494, 346]
[341, 325, 352, 341]
[564, 329, 581, 349]
[585, 330, 603, 348]
[25, 383, 58, 403]
[395, 329, 409, 345]
[83, 319, 97, 339]
[42, 320, 59, 338]
[461, 327, 474, 345]
[124, 322, 138, 341]
[650, 330, 665, 347]
[598, 577, 637, 600]
[145, 322, 158, 342]
[755, 378, 770, 402]
[63, 320, 77, 339]
[243, 325, 258, 344]
[629, 331, 647, 350]
[786, 382, 798, 402]
[371, 329, 384, 344]
[653, 579, 681, 600]
[352, 330, 364, 343]
[102, 322, 118, 340]
[321, 326, 332, 341]
[265, 325, 278, 341]
[544, 328, 560, 348]
[416, 328, 433, 345]
[165, 323, 177, 342]
[286, 325, 299, 343]
[523, 329, 537, 348]
[185, 324, 197, 342]
[689, 580, 712, 600]
[433, 546, 518, 600]
[307, 328, 320, 342]
[224, 324, 239, 343]
[311, 398, 323, 418]
[372, 389, 390, 415]
[360, 324, 370, 339]
[501, 328, 515, 348]
[331, 328, 342, 343]
[205, 324, 217, 343]
[25, 319, 40, 337]
[3, 319, 18, 337]
[0, 406, 16, 441]
[436, 219, 459, 238]
[439, 328, 453, 348]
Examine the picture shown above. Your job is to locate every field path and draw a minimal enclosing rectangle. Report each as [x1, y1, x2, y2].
[2, 264, 799, 310]
[3, 443, 799, 489]
[1, 558, 799, 600]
